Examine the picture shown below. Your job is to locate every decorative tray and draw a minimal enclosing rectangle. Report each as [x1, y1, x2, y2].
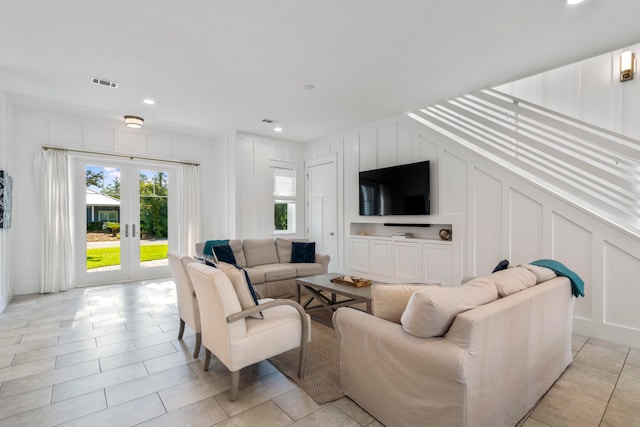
[330, 275, 373, 287]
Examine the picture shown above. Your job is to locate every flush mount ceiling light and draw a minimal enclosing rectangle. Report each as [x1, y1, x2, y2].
[620, 51, 636, 82]
[567, 0, 585, 4]
[274, 126, 283, 132]
[124, 115, 144, 128]
[143, 99, 155, 105]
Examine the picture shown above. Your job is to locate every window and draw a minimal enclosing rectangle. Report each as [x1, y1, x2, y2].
[273, 167, 296, 233]
[98, 210, 118, 222]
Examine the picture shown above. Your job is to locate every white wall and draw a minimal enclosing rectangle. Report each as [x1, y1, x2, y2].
[6, 104, 217, 296]
[0, 93, 12, 311]
[231, 133, 305, 239]
[498, 43, 640, 141]
[306, 112, 640, 348]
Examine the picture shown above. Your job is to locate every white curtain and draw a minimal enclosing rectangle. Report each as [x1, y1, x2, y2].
[35, 149, 73, 293]
[176, 164, 201, 256]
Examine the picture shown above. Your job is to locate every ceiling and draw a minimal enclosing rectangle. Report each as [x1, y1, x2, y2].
[1, 0, 640, 142]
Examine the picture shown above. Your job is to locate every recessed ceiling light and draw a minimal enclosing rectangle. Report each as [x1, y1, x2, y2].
[567, 0, 584, 4]
[143, 99, 155, 105]
[274, 127, 283, 132]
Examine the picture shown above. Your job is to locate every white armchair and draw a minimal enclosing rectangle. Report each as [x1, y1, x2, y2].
[167, 252, 201, 358]
[186, 262, 310, 401]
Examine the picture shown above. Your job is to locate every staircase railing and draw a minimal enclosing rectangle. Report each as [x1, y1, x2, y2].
[407, 88, 640, 236]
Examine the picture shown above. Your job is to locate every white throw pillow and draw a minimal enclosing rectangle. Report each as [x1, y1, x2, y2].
[518, 263, 557, 284]
[217, 262, 263, 319]
[372, 284, 438, 324]
[400, 278, 498, 338]
[490, 267, 537, 297]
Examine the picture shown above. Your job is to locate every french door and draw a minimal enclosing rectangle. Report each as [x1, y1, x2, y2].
[73, 156, 175, 286]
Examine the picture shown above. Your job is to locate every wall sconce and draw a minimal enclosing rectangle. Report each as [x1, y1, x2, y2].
[620, 51, 636, 82]
[124, 115, 144, 128]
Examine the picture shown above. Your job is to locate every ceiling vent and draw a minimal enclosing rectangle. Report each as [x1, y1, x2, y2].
[91, 76, 119, 89]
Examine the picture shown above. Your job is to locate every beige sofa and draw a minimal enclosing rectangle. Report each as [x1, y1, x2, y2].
[333, 266, 575, 427]
[195, 238, 330, 298]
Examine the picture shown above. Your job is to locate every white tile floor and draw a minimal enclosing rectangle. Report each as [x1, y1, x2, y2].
[0, 278, 638, 426]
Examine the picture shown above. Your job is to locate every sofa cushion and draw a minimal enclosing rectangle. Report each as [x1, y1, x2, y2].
[217, 262, 263, 319]
[373, 284, 439, 324]
[400, 278, 498, 338]
[243, 238, 279, 267]
[243, 267, 266, 285]
[213, 244, 237, 265]
[223, 240, 243, 268]
[250, 264, 296, 281]
[490, 267, 537, 297]
[289, 262, 323, 277]
[519, 263, 557, 284]
[275, 238, 309, 263]
[291, 242, 316, 263]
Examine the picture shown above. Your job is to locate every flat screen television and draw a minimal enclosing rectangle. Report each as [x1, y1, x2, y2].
[359, 161, 430, 216]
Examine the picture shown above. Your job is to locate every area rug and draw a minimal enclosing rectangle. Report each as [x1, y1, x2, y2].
[268, 318, 345, 404]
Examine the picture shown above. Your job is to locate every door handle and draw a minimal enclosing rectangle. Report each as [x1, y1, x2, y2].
[329, 232, 335, 236]
[124, 224, 129, 238]
[132, 224, 136, 238]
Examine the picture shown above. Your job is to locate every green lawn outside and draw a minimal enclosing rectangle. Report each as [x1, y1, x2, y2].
[86, 244, 168, 269]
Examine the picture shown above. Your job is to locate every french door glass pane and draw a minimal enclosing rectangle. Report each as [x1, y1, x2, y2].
[139, 169, 169, 268]
[85, 165, 122, 273]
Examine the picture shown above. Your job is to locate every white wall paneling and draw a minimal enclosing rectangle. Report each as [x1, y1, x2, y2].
[359, 127, 377, 172]
[376, 123, 396, 168]
[603, 242, 640, 330]
[442, 150, 467, 215]
[501, 42, 640, 141]
[473, 168, 503, 274]
[509, 188, 543, 263]
[551, 212, 593, 321]
[307, 108, 640, 347]
[114, 129, 147, 155]
[233, 133, 305, 240]
[6, 105, 216, 295]
[0, 93, 12, 311]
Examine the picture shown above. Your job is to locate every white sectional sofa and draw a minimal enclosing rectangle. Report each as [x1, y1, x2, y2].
[195, 238, 330, 298]
[333, 266, 576, 427]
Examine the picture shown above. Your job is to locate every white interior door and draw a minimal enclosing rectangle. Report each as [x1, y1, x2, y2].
[306, 159, 337, 272]
[73, 156, 174, 286]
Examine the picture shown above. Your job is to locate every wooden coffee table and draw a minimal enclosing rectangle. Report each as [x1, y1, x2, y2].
[296, 273, 372, 324]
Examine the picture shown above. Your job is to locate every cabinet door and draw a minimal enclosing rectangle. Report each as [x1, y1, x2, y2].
[394, 240, 422, 282]
[370, 239, 393, 278]
[423, 243, 452, 285]
[350, 237, 370, 273]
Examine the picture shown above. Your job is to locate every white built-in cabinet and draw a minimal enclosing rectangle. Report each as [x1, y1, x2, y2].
[394, 239, 422, 282]
[350, 235, 452, 284]
[348, 215, 460, 285]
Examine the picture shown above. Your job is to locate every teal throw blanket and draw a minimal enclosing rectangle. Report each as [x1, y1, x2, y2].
[530, 259, 584, 297]
[203, 239, 229, 257]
